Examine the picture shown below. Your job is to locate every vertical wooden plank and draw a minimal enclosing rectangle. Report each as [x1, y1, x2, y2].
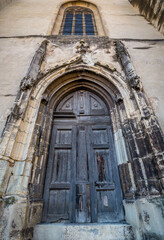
[86, 126, 97, 222]
[76, 126, 88, 181]
[70, 125, 76, 223]
[75, 125, 91, 222]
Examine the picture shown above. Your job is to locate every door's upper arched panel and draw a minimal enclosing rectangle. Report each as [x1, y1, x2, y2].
[55, 90, 109, 116]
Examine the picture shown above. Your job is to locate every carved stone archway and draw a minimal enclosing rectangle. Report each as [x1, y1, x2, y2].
[0, 39, 163, 240]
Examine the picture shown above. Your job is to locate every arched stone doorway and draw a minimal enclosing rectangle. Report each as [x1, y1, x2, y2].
[1, 55, 163, 239]
[42, 89, 124, 223]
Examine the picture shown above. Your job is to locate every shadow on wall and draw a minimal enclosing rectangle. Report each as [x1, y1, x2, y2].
[0, 0, 15, 10]
[129, 0, 164, 35]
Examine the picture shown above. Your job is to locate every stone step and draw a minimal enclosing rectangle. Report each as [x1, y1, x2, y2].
[33, 223, 135, 240]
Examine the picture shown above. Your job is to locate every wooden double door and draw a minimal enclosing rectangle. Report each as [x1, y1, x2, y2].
[42, 90, 124, 223]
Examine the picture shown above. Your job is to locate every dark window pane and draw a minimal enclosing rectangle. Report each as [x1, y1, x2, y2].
[63, 14, 73, 35]
[61, 9, 96, 36]
[85, 14, 95, 35]
[75, 14, 83, 35]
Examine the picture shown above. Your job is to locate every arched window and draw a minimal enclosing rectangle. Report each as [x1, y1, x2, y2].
[59, 7, 98, 36]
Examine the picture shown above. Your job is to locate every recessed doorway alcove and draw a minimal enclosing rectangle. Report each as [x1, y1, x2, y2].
[27, 66, 132, 229]
[32, 72, 134, 239]
[42, 89, 124, 223]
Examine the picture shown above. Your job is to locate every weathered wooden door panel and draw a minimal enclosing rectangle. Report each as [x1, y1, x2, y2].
[96, 191, 116, 222]
[42, 90, 124, 223]
[86, 125, 123, 222]
[42, 125, 76, 223]
[47, 189, 70, 221]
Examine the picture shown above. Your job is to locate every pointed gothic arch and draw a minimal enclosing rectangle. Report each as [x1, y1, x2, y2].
[27, 65, 128, 224]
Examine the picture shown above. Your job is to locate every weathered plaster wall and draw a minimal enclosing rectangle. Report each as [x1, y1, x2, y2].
[129, 0, 164, 35]
[0, 38, 44, 135]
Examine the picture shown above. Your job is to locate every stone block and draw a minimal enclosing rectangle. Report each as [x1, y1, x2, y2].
[24, 161, 32, 177]
[27, 202, 43, 228]
[12, 161, 25, 176]
[6, 175, 29, 195]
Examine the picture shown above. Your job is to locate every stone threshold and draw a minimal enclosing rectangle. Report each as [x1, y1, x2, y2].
[33, 223, 135, 240]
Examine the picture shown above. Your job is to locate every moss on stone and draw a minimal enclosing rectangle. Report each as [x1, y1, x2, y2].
[4, 196, 16, 206]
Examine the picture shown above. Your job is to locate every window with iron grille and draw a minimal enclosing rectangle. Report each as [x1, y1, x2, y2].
[60, 7, 98, 36]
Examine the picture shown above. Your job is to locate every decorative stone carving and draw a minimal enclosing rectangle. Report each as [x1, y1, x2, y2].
[115, 94, 123, 104]
[142, 106, 152, 119]
[37, 55, 84, 79]
[9, 103, 23, 121]
[20, 40, 48, 91]
[21, 76, 35, 91]
[75, 40, 91, 55]
[116, 41, 140, 89]
[95, 62, 116, 72]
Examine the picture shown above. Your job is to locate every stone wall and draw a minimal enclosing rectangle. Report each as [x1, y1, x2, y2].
[129, 0, 164, 35]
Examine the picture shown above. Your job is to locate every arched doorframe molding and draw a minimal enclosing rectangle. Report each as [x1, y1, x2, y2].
[0, 63, 133, 192]
[0, 62, 133, 192]
[34, 64, 135, 114]
[26, 64, 132, 225]
[27, 64, 134, 191]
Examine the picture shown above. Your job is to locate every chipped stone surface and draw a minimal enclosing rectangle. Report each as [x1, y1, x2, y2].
[40, 37, 117, 74]
[0, 196, 28, 240]
[124, 197, 164, 240]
